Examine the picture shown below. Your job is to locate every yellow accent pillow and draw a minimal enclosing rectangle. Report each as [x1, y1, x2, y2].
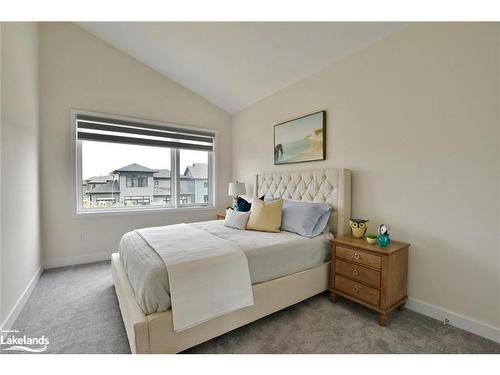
[246, 198, 283, 233]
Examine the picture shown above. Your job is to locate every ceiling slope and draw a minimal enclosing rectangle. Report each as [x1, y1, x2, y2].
[78, 22, 403, 113]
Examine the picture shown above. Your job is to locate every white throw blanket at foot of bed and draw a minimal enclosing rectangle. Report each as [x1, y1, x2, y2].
[135, 223, 254, 332]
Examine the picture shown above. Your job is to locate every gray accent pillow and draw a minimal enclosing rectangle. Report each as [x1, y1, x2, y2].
[281, 199, 332, 237]
[264, 196, 278, 203]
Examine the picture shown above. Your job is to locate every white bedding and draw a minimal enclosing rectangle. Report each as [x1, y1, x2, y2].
[136, 223, 253, 332]
[119, 220, 330, 315]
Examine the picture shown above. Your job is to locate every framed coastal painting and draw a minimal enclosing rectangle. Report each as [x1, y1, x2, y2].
[274, 110, 326, 165]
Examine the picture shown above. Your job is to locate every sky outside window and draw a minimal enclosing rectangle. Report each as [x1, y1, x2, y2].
[81, 141, 207, 179]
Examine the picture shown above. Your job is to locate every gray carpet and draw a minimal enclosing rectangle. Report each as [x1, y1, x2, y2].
[6, 261, 500, 354]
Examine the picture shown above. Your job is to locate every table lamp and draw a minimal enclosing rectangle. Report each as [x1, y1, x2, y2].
[228, 182, 246, 208]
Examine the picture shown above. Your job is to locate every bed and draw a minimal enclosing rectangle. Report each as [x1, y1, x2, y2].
[112, 168, 352, 353]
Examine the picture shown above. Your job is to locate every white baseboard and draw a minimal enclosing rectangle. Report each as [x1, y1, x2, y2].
[44, 252, 111, 269]
[0, 266, 43, 331]
[407, 297, 500, 344]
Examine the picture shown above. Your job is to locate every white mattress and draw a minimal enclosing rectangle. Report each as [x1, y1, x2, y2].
[119, 220, 330, 315]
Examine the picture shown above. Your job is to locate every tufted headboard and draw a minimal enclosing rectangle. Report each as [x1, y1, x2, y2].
[254, 168, 352, 236]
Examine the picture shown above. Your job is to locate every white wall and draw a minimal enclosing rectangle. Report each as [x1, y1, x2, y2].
[232, 23, 499, 330]
[0, 22, 3, 325]
[40, 23, 233, 266]
[0, 23, 41, 326]
[497, 25, 500, 323]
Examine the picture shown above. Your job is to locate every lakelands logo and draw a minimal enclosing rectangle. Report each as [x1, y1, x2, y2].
[1, 330, 49, 353]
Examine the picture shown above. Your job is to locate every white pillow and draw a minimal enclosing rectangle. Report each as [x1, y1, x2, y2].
[224, 208, 250, 230]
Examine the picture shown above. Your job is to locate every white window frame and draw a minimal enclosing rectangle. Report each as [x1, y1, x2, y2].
[71, 109, 217, 216]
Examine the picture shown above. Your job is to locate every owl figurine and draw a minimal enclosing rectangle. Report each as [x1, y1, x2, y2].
[349, 218, 369, 238]
[377, 224, 391, 247]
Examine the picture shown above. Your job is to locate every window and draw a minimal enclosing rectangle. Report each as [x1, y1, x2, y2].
[96, 197, 117, 204]
[126, 175, 148, 187]
[75, 111, 215, 213]
[124, 196, 151, 206]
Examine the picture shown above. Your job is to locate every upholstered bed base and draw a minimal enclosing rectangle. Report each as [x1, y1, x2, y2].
[112, 252, 329, 354]
[112, 168, 351, 353]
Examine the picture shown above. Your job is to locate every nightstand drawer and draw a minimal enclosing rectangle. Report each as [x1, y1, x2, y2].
[335, 275, 380, 307]
[335, 259, 381, 288]
[336, 246, 381, 269]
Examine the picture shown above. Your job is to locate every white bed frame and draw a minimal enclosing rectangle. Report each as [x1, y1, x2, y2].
[112, 168, 351, 353]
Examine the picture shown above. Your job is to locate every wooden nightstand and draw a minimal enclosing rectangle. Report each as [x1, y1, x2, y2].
[216, 213, 226, 220]
[330, 235, 410, 326]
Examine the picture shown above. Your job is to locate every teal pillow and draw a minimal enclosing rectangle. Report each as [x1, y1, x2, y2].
[236, 196, 251, 212]
[236, 195, 265, 212]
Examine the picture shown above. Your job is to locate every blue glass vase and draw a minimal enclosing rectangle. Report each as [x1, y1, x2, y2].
[377, 235, 391, 248]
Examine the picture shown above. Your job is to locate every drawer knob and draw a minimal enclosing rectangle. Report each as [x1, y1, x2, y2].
[352, 269, 359, 276]
[352, 286, 359, 293]
[354, 253, 360, 260]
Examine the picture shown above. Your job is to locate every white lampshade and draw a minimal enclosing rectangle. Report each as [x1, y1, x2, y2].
[228, 182, 246, 196]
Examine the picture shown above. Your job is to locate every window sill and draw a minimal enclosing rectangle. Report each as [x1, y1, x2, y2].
[74, 205, 217, 218]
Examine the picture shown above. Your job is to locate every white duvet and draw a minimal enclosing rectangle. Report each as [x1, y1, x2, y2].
[136, 223, 253, 332]
[119, 220, 329, 317]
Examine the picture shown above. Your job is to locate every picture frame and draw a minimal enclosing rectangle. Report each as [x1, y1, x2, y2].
[273, 110, 326, 165]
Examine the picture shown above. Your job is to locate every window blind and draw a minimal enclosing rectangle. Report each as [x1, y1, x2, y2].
[76, 114, 214, 151]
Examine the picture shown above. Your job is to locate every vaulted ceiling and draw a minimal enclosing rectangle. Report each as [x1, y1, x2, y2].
[78, 22, 404, 113]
